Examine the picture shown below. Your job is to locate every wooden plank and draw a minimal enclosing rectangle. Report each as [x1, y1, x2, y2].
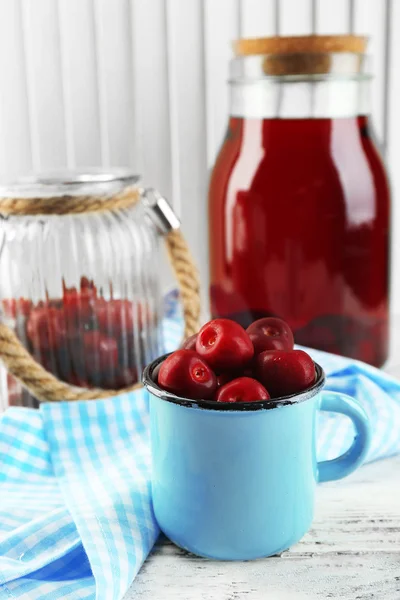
[314, 0, 389, 156]
[57, 0, 102, 167]
[349, 1, 389, 150]
[164, 0, 182, 217]
[240, 0, 277, 37]
[386, 0, 400, 320]
[130, 0, 172, 201]
[92, 0, 133, 167]
[0, 1, 32, 178]
[125, 456, 400, 599]
[164, 0, 209, 305]
[278, 0, 313, 35]
[20, 0, 67, 170]
[365, 0, 389, 147]
[203, 0, 239, 166]
[316, 0, 351, 34]
[352, 0, 372, 34]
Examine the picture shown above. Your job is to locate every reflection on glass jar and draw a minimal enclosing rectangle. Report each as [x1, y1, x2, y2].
[0, 170, 163, 409]
[209, 37, 390, 367]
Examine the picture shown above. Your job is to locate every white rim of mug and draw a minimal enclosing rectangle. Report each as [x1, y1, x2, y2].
[142, 354, 326, 411]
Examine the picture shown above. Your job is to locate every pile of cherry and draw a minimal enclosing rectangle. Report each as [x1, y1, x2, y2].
[3, 277, 154, 391]
[156, 317, 316, 403]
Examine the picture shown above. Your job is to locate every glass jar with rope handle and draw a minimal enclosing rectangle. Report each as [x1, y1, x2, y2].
[0, 169, 200, 409]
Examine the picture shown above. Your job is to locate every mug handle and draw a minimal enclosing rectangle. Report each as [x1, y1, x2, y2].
[317, 391, 371, 483]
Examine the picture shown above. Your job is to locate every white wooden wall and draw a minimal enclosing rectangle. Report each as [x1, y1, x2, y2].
[0, 0, 399, 313]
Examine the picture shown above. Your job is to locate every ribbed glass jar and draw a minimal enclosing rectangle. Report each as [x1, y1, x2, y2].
[0, 170, 163, 409]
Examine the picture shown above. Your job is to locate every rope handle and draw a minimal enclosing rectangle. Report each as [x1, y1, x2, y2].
[0, 191, 201, 402]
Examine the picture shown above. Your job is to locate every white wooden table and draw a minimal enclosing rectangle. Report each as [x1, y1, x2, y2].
[126, 333, 400, 600]
[127, 455, 400, 600]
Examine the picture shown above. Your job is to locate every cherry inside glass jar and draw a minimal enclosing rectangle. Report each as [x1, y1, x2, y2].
[208, 49, 390, 367]
[3, 284, 156, 408]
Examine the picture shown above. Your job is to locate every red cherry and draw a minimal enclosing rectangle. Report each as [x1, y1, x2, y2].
[53, 346, 73, 381]
[114, 367, 138, 387]
[102, 366, 138, 389]
[152, 362, 162, 384]
[180, 334, 198, 351]
[2, 298, 32, 318]
[246, 317, 294, 355]
[243, 368, 255, 378]
[38, 352, 58, 376]
[216, 377, 270, 403]
[94, 298, 109, 330]
[96, 299, 150, 336]
[116, 332, 144, 369]
[216, 367, 254, 388]
[83, 331, 119, 373]
[158, 350, 217, 400]
[196, 319, 254, 371]
[256, 350, 315, 398]
[69, 374, 90, 388]
[65, 332, 86, 380]
[80, 276, 97, 294]
[63, 285, 96, 324]
[216, 372, 235, 388]
[48, 299, 64, 310]
[26, 307, 67, 350]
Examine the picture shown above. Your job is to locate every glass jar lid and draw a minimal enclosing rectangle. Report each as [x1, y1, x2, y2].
[233, 34, 367, 56]
[230, 34, 371, 82]
[0, 168, 140, 199]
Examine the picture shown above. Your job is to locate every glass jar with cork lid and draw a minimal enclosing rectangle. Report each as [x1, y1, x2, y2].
[208, 35, 391, 366]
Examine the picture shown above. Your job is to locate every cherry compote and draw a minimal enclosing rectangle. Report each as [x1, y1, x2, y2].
[209, 116, 390, 367]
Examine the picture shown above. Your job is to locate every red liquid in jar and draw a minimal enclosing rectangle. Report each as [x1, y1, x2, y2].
[209, 116, 390, 366]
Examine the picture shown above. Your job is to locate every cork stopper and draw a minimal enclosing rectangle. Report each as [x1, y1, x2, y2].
[233, 35, 368, 77]
[233, 35, 368, 57]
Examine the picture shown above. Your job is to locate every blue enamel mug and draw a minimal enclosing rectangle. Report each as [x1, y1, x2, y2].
[143, 356, 371, 560]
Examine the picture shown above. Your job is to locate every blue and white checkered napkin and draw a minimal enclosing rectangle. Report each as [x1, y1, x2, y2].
[1, 312, 400, 599]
